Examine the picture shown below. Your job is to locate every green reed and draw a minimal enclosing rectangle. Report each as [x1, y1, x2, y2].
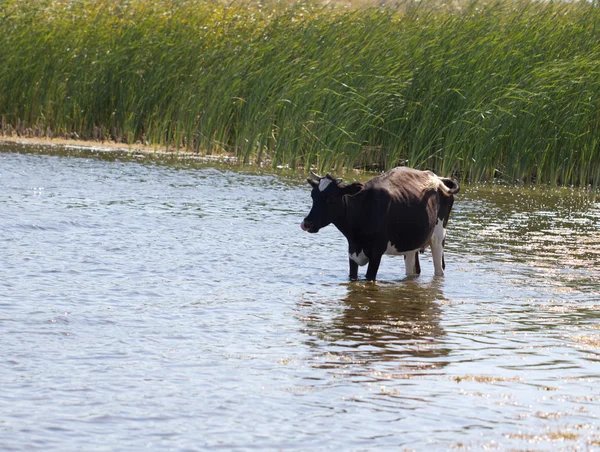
[1, 0, 599, 186]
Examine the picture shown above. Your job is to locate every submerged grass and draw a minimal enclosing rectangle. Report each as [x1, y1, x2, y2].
[1, 0, 600, 186]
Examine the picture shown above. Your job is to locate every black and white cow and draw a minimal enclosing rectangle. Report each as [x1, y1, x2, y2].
[300, 167, 459, 281]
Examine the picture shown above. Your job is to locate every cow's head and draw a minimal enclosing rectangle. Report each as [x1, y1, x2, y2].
[301, 172, 363, 233]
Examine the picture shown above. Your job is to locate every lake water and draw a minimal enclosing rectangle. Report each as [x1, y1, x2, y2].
[1, 145, 599, 450]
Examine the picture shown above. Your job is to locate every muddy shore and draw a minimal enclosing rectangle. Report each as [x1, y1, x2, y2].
[0, 136, 240, 165]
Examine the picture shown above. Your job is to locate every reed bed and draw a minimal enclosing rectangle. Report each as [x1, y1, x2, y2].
[1, 0, 599, 186]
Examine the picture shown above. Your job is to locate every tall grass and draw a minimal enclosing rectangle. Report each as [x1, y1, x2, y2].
[1, 0, 600, 186]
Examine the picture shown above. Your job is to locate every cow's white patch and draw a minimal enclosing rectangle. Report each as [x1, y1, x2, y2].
[430, 220, 446, 246]
[349, 251, 369, 266]
[430, 220, 446, 276]
[318, 178, 332, 192]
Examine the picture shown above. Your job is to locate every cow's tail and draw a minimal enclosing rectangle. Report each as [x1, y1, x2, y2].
[438, 177, 460, 195]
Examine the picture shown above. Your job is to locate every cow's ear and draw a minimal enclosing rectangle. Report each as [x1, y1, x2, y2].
[341, 182, 364, 196]
[307, 178, 318, 188]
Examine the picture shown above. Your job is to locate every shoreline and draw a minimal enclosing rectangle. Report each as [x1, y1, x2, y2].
[3, 136, 599, 194]
[0, 135, 358, 177]
[0, 136, 241, 165]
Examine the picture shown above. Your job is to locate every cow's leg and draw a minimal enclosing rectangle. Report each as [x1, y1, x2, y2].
[365, 253, 382, 281]
[404, 250, 421, 276]
[431, 220, 446, 277]
[349, 258, 359, 281]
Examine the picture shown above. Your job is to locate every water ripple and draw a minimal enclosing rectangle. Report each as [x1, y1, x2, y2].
[1, 150, 599, 450]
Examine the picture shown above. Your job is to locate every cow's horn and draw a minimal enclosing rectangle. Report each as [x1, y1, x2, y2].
[310, 171, 322, 180]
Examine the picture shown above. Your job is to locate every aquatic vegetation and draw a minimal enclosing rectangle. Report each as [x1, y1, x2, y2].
[1, 0, 600, 186]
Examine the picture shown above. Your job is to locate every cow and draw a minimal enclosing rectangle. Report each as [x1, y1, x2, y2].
[300, 167, 459, 281]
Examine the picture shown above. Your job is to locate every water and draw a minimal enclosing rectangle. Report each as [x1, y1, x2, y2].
[1, 147, 599, 450]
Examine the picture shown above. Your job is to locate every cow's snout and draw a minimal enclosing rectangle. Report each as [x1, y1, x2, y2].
[301, 219, 318, 233]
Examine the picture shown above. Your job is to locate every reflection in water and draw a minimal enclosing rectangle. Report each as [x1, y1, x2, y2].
[300, 280, 450, 374]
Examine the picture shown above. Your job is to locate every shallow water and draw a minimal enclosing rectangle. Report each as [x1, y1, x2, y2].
[1, 148, 599, 450]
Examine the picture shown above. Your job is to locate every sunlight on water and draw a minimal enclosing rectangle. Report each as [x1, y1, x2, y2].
[1, 148, 599, 450]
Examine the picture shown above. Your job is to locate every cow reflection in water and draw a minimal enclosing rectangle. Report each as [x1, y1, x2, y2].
[301, 280, 449, 369]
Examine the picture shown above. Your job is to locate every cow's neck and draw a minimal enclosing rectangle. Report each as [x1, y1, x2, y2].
[332, 197, 353, 239]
